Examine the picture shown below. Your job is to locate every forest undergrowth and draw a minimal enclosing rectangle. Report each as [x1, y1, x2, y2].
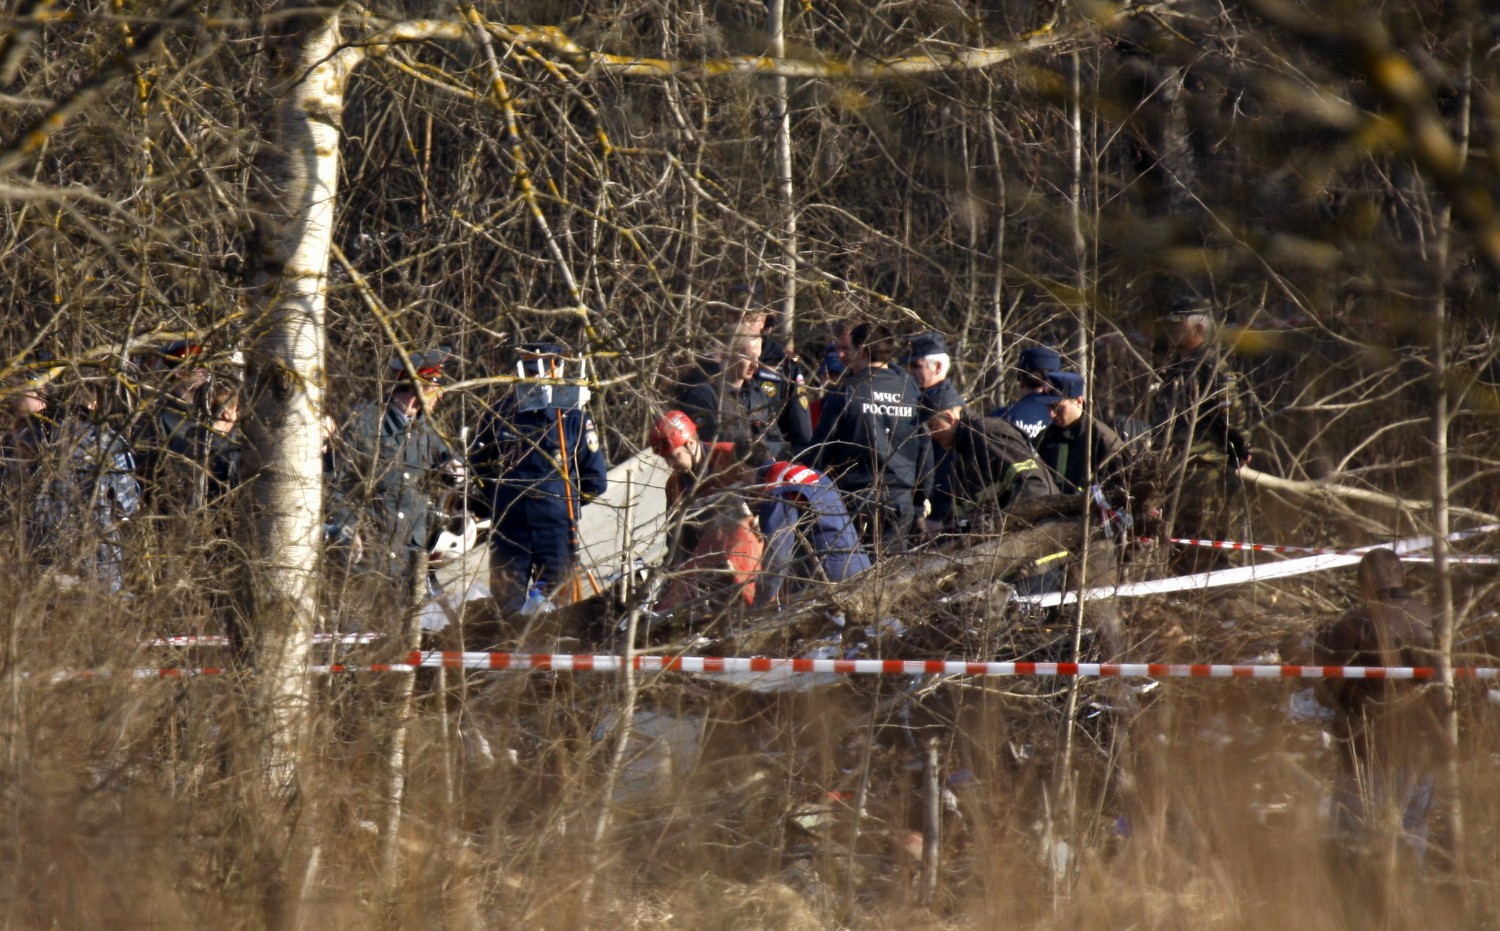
[3, 529, 1497, 931]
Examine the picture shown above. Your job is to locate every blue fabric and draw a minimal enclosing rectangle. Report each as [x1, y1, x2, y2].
[904, 331, 948, 362]
[473, 397, 608, 591]
[991, 392, 1055, 444]
[490, 500, 576, 590]
[1017, 347, 1061, 372]
[755, 465, 871, 604]
[918, 380, 964, 418]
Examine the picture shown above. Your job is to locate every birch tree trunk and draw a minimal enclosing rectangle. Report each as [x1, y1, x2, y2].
[766, 0, 798, 343]
[236, 9, 348, 799]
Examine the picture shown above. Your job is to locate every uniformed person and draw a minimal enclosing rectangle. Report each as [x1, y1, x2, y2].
[1149, 297, 1256, 569]
[336, 348, 464, 588]
[472, 343, 607, 607]
[8, 369, 141, 593]
[804, 322, 932, 556]
[992, 346, 1065, 443]
[1034, 371, 1130, 495]
[650, 409, 751, 572]
[923, 395, 1058, 530]
[758, 336, 814, 455]
[139, 369, 243, 509]
[650, 420, 871, 610]
[807, 336, 848, 429]
[651, 410, 738, 509]
[674, 298, 808, 459]
[907, 333, 962, 537]
[135, 340, 244, 509]
[753, 457, 872, 606]
[1031, 372, 1133, 634]
[1314, 548, 1441, 862]
[904, 332, 956, 405]
[924, 396, 1065, 594]
[731, 282, 815, 454]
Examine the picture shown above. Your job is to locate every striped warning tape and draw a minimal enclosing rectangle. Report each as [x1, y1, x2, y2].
[32, 652, 1500, 681]
[145, 632, 383, 648]
[1170, 536, 1500, 565]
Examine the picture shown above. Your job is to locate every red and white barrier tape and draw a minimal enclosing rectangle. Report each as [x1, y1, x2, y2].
[145, 632, 383, 648]
[36, 651, 1500, 681]
[1170, 536, 1500, 565]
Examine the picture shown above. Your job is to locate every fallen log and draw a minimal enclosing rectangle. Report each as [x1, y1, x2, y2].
[722, 517, 1086, 654]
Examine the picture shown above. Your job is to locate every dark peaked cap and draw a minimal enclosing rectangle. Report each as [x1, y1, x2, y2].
[1043, 371, 1085, 400]
[919, 380, 965, 418]
[905, 331, 950, 362]
[1016, 346, 1061, 373]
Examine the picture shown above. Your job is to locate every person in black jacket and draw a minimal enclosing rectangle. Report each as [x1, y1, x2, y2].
[804, 322, 931, 555]
[735, 282, 815, 455]
[907, 333, 962, 536]
[134, 340, 245, 509]
[674, 293, 810, 459]
[923, 398, 1057, 531]
[924, 395, 1066, 596]
[1034, 371, 1130, 495]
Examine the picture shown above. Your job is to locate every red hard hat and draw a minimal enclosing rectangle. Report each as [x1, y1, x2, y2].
[650, 410, 698, 457]
[764, 461, 820, 487]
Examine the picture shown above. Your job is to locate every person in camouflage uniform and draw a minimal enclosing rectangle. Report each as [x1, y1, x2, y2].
[7, 373, 140, 593]
[1149, 297, 1256, 571]
[335, 349, 464, 589]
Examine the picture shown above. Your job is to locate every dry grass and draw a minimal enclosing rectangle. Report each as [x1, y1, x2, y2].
[2, 553, 1498, 931]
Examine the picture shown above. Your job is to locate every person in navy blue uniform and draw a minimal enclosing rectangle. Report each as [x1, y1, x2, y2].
[757, 335, 814, 455]
[742, 284, 816, 455]
[139, 371, 243, 509]
[336, 348, 464, 588]
[904, 332, 956, 409]
[135, 340, 245, 509]
[905, 333, 964, 537]
[804, 322, 932, 556]
[991, 346, 1064, 443]
[753, 458, 871, 606]
[472, 343, 608, 606]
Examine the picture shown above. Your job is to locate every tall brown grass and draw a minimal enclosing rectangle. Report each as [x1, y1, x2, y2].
[2, 557, 1496, 930]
